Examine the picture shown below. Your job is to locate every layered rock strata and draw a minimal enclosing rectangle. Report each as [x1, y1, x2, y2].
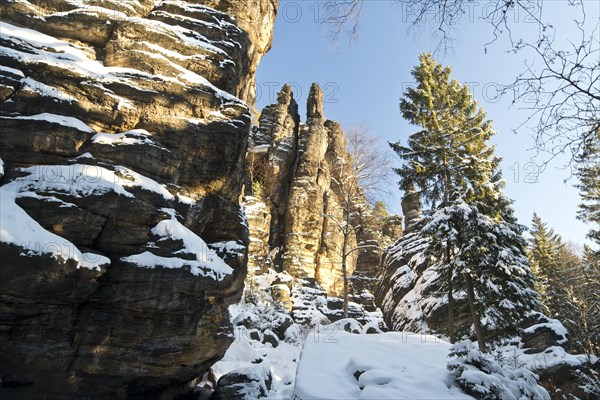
[243, 84, 401, 300]
[0, 1, 277, 398]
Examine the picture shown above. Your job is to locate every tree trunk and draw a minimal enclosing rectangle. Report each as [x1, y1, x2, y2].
[442, 153, 455, 344]
[464, 273, 487, 352]
[447, 245, 454, 343]
[341, 229, 349, 319]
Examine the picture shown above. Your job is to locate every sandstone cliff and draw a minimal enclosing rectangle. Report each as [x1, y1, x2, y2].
[375, 190, 472, 336]
[243, 84, 402, 302]
[0, 1, 276, 398]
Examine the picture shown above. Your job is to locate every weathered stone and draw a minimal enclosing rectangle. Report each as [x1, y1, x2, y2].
[521, 313, 571, 354]
[0, 0, 277, 398]
[211, 367, 272, 400]
[243, 196, 272, 275]
[401, 184, 421, 232]
[382, 215, 403, 241]
[261, 329, 280, 348]
[375, 229, 471, 337]
[271, 283, 293, 312]
[242, 84, 400, 298]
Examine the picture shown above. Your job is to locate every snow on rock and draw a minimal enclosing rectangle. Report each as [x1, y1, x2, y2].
[376, 230, 471, 338]
[523, 318, 569, 345]
[0, 0, 275, 397]
[121, 250, 231, 280]
[0, 65, 25, 77]
[0, 22, 245, 106]
[0, 157, 3, 178]
[11, 163, 178, 201]
[0, 180, 109, 271]
[91, 129, 164, 149]
[496, 343, 597, 372]
[448, 340, 551, 400]
[20, 77, 77, 103]
[0, 113, 94, 133]
[294, 331, 474, 400]
[211, 303, 303, 399]
[122, 210, 233, 280]
[15, 164, 133, 198]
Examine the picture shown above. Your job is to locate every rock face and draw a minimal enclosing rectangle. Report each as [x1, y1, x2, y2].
[0, 1, 276, 399]
[375, 193, 471, 336]
[243, 84, 399, 300]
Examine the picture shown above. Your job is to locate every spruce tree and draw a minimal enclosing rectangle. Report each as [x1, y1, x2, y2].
[576, 140, 600, 253]
[528, 212, 600, 354]
[392, 53, 539, 350]
[528, 213, 562, 315]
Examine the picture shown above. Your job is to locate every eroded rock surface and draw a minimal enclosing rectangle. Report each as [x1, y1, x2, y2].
[243, 84, 400, 303]
[0, 1, 277, 398]
[375, 193, 471, 336]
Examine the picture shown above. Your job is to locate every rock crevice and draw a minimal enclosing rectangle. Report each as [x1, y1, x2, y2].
[243, 84, 402, 301]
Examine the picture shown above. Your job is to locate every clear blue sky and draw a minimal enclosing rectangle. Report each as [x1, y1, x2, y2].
[256, 0, 598, 246]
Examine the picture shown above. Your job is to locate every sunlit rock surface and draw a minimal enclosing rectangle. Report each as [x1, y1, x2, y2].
[0, 0, 277, 398]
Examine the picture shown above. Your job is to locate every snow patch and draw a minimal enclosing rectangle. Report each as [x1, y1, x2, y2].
[0, 113, 94, 133]
[0, 181, 109, 271]
[0, 65, 25, 77]
[92, 129, 165, 149]
[523, 318, 569, 345]
[121, 251, 231, 280]
[122, 211, 233, 280]
[294, 331, 473, 399]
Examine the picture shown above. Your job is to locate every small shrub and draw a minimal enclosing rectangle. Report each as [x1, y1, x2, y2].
[448, 340, 550, 400]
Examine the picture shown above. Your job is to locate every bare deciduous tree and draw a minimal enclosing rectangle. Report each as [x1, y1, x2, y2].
[506, 14, 599, 168]
[326, 1, 599, 165]
[325, 124, 393, 318]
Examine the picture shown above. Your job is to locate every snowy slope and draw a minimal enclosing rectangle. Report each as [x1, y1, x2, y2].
[294, 331, 475, 399]
[210, 303, 304, 399]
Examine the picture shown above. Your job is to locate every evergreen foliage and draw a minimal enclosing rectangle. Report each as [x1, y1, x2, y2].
[576, 140, 600, 253]
[528, 213, 564, 315]
[527, 215, 600, 355]
[392, 53, 539, 349]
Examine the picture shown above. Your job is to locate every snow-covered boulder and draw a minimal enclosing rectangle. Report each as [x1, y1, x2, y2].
[212, 366, 273, 400]
[376, 230, 472, 337]
[521, 312, 570, 353]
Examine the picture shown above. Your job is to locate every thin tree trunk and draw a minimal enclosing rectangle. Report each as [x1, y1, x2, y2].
[442, 153, 455, 344]
[447, 245, 454, 343]
[464, 273, 486, 352]
[341, 222, 350, 319]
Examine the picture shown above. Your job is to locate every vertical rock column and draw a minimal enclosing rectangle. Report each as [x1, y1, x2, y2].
[282, 84, 330, 280]
[243, 84, 300, 274]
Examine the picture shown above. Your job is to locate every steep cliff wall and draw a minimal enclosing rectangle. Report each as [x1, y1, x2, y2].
[243, 84, 401, 300]
[0, 1, 277, 398]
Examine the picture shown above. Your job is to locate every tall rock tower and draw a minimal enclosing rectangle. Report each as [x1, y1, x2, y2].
[243, 84, 401, 301]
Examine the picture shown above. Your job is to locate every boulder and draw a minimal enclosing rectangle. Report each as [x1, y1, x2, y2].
[521, 312, 571, 354]
[211, 367, 272, 400]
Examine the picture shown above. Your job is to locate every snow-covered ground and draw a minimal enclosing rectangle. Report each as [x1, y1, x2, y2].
[294, 331, 474, 400]
[210, 308, 473, 400]
[211, 303, 304, 399]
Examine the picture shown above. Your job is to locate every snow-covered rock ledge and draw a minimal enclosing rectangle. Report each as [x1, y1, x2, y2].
[0, 0, 277, 398]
